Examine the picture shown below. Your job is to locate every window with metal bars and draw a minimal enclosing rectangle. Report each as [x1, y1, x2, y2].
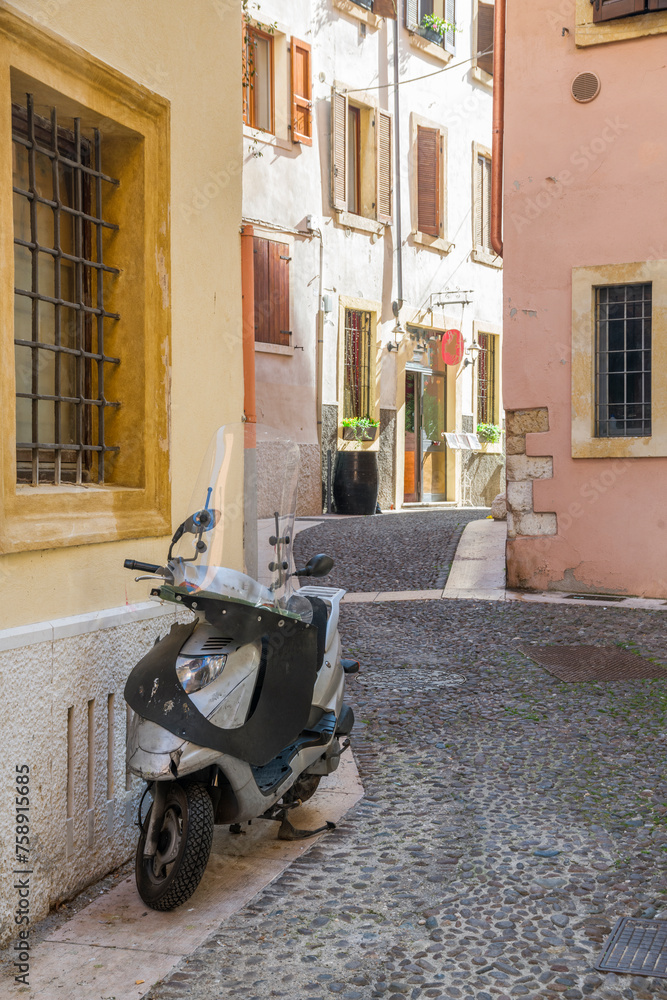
[343, 309, 373, 420]
[595, 283, 652, 438]
[477, 332, 497, 425]
[12, 94, 120, 486]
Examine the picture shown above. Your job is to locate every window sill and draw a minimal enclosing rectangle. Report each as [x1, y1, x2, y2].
[478, 441, 503, 455]
[411, 231, 454, 255]
[407, 30, 454, 63]
[255, 341, 294, 356]
[1, 485, 169, 554]
[472, 246, 503, 268]
[335, 210, 385, 236]
[332, 0, 384, 29]
[243, 125, 292, 151]
[575, 0, 667, 46]
[470, 65, 493, 89]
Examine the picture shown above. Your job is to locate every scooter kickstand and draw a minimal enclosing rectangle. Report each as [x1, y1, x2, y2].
[276, 807, 336, 841]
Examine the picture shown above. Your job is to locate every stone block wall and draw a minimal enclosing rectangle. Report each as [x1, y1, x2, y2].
[0, 605, 188, 946]
[505, 408, 557, 537]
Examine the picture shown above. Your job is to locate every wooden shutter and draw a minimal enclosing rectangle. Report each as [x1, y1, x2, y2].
[417, 127, 440, 237]
[376, 110, 393, 225]
[331, 88, 348, 211]
[444, 0, 456, 54]
[254, 238, 291, 346]
[405, 0, 419, 29]
[270, 242, 291, 347]
[374, 0, 397, 16]
[291, 38, 312, 145]
[593, 0, 646, 20]
[253, 237, 270, 342]
[477, 2, 494, 75]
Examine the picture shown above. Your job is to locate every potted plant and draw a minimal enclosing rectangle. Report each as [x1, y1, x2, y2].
[476, 423, 502, 445]
[341, 416, 379, 442]
[418, 12, 452, 44]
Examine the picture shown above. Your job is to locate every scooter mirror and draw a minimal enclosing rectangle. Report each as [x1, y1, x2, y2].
[295, 553, 334, 578]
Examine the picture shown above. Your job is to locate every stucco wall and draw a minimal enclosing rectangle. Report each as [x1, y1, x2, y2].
[2, 0, 244, 629]
[503, 0, 667, 597]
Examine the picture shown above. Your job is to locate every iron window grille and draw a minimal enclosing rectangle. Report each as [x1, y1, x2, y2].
[595, 283, 652, 438]
[477, 332, 496, 425]
[343, 308, 372, 420]
[12, 94, 120, 485]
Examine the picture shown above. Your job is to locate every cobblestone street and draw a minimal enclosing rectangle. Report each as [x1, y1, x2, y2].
[141, 515, 667, 1000]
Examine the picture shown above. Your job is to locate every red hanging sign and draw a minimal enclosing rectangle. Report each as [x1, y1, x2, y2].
[441, 329, 464, 366]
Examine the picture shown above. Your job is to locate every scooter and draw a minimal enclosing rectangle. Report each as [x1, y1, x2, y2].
[122, 423, 356, 911]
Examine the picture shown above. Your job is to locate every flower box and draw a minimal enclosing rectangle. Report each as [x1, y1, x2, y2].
[417, 25, 444, 44]
[342, 425, 378, 442]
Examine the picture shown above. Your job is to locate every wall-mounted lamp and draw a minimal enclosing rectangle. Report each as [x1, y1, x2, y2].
[466, 342, 482, 363]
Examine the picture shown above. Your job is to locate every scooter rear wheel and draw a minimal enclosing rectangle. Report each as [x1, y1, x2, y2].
[135, 782, 214, 911]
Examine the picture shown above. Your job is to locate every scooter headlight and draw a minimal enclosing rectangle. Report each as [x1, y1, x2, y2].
[176, 654, 227, 694]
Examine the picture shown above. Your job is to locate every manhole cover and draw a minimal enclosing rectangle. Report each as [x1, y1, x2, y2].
[520, 645, 667, 682]
[597, 917, 667, 978]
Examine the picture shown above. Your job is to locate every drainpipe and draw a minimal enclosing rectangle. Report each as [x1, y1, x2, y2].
[392, 16, 403, 306]
[491, 0, 506, 258]
[240, 224, 257, 424]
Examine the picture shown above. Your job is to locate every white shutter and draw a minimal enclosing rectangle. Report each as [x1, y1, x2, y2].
[376, 110, 393, 224]
[405, 0, 419, 29]
[331, 88, 348, 211]
[444, 0, 456, 53]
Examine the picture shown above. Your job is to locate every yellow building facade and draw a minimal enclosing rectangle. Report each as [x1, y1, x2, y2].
[0, 0, 244, 941]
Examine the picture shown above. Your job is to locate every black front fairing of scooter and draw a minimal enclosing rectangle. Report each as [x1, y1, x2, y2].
[124, 589, 318, 768]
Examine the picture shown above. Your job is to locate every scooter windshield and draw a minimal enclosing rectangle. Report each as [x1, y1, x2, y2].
[169, 423, 300, 609]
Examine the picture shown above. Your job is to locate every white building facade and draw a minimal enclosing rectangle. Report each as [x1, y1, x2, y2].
[243, 0, 503, 513]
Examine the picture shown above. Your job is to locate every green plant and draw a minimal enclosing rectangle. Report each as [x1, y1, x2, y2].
[419, 13, 454, 35]
[341, 416, 379, 441]
[476, 422, 502, 443]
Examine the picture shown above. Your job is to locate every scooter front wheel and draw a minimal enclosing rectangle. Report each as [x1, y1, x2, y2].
[135, 782, 214, 911]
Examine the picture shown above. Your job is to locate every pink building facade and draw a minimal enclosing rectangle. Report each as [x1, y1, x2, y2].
[502, 0, 667, 598]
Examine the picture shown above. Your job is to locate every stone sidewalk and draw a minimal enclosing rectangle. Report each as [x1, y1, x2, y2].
[143, 514, 667, 1000]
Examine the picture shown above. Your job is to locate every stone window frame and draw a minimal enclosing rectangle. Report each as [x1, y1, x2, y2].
[571, 259, 667, 459]
[336, 294, 381, 446]
[575, 0, 667, 45]
[472, 319, 502, 452]
[409, 112, 453, 256]
[0, 7, 171, 555]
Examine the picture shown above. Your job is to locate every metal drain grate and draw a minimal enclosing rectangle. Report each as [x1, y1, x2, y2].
[520, 645, 667, 682]
[597, 917, 667, 978]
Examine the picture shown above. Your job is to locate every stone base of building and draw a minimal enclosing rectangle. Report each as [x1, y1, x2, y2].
[0, 602, 189, 946]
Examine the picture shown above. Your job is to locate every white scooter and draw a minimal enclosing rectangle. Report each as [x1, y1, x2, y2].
[123, 423, 357, 910]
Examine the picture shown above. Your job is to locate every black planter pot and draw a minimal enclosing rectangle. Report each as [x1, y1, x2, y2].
[418, 25, 444, 44]
[353, 0, 373, 8]
[333, 450, 379, 516]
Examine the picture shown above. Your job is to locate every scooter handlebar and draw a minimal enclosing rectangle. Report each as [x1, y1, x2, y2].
[124, 559, 162, 574]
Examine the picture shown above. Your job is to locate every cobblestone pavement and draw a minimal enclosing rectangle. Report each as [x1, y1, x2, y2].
[148, 596, 667, 1000]
[293, 510, 490, 592]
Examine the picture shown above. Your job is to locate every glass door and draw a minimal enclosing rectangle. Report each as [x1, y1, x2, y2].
[404, 368, 447, 503]
[420, 372, 447, 502]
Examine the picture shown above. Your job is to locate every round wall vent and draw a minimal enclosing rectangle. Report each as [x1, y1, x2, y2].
[571, 71, 601, 103]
